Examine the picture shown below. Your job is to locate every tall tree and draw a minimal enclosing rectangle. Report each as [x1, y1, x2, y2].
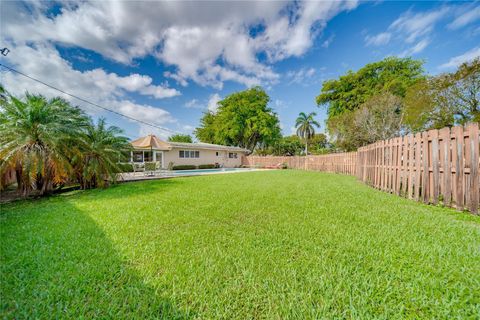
[404, 58, 480, 131]
[195, 112, 217, 144]
[168, 134, 193, 143]
[295, 112, 320, 155]
[316, 57, 424, 117]
[195, 87, 281, 151]
[316, 57, 425, 150]
[73, 118, 130, 189]
[308, 133, 329, 154]
[0, 94, 89, 195]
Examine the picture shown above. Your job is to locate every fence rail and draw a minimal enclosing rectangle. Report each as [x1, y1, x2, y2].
[244, 123, 479, 214]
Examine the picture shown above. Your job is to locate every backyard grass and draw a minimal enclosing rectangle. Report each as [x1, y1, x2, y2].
[1, 170, 479, 319]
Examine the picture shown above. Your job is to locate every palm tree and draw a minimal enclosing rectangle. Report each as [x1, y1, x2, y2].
[295, 112, 320, 155]
[74, 118, 130, 189]
[0, 93, 89, 195]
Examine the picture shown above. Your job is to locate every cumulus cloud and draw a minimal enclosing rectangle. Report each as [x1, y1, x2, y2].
[439, 47, 480, 69]
[1, 41, 176, 132]
[2, 0, 358, 89]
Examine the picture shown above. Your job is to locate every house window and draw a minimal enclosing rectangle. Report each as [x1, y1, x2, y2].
[144, 151, 153, 162]
[216, 152, 219, 156]
[179, 150, 200, 158]
[229, 152, 237, 159]
[133, 151, 143, 162]
[155, 152, 163, 164]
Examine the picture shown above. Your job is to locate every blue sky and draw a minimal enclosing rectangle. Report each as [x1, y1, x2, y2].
[1, 1, 479, 140]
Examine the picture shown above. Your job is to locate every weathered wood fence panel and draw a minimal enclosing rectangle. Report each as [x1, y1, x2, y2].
[356, 122, 479, 214]
[244, 123, 479, 214]
[243, 152, 357, 175]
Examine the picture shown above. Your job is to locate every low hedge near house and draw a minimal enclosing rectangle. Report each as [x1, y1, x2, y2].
[198, 164, 216, 169]
[172, 165, 197, 170]
[118, 163, 134, 172]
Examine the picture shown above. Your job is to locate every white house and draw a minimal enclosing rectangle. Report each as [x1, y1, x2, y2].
[130, 134, 249, 168]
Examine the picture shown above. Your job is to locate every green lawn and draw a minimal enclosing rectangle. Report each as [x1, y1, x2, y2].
[1, 171, 479, 319]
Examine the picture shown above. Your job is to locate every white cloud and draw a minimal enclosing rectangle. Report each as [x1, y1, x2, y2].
[184, 99, 202, 109]
[2, 0, 358, 89]
[365, 32, 391, 46]
[260, 1, 358, 61]
[273, 99, 287, 109]
[1, 41, 176, 134]
[390, 7, 448, 43]
[286, 67, 316, 85]
[399, 38, 430, 57]
[207, 93, 222, 113]
[364, 6, 451, 55]
[321, 34, 335, 48]
[448, 5, 480, 30]
[439, 47, 480, 69]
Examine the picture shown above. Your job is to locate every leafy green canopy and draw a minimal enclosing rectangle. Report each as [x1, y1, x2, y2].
[195, 87, 281, 151]
[0, 90, 131, 195]
[0, 93, 89, 195]
[404, 58, 480, 132]
[168, 134, 193, 143]
[73, 118, 130, 190]
[316, 57, 425, 118]
[256, 134, 328, 156]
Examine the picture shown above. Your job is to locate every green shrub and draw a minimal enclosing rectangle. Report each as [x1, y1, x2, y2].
[144, 162, 157, 171]
[118, 163, 134, 172]
[172, 165, 197, 170]
[281, 163, 288, 169]
[198, 164, 216, 169]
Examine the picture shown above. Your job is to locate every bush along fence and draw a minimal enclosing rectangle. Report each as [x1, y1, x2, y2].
[244, 123, 479, 214]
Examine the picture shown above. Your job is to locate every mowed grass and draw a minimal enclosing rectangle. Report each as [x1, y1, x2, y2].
[1, 171, 479, 319]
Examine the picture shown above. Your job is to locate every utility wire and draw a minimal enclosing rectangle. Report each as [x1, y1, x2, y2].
[0, 62, 179, 134]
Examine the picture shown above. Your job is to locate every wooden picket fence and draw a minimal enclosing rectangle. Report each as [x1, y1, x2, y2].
[356, 122, 479, 214]
[244, 152, 357, 175]
[244, 123, 479, 214]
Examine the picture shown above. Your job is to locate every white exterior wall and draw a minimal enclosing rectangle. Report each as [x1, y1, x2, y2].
[163, 147, 243, 168]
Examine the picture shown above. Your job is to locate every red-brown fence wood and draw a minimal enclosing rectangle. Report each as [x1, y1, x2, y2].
[243, 152, 357, 176]
[244, 123, 479, 214]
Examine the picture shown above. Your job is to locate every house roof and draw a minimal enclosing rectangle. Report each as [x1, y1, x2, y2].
[168, 141, 248, 152]
[130, 135, 249, 153]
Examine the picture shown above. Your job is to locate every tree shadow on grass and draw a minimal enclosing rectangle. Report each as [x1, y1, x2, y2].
[69, 178, 186, 202]
[0, 199, 194, 319]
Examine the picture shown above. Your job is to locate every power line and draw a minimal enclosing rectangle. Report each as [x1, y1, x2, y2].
[0, 62, 179, 134]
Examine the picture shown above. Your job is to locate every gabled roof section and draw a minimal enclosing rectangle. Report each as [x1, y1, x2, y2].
[130, 135, 172, 151]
